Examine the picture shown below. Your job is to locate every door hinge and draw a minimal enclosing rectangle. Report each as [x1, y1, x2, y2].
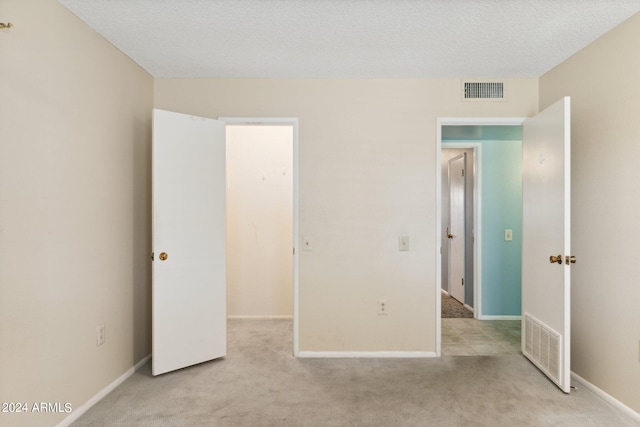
[150, 252, 154, 261]
[462, 169, 465, 177]
[293, 247, 295, 255]
[461, 278, 464, 286]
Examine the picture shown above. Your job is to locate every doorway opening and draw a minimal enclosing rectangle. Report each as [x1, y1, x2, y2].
[441, 146, 476, 319]
[436, 118, 525, 356]
[222, 118, 300, 356]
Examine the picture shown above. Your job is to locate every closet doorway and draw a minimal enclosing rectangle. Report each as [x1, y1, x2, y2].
[225, 123, 295, 320]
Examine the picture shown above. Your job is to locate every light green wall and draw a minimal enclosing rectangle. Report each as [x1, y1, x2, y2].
[479, 140, 522, 315]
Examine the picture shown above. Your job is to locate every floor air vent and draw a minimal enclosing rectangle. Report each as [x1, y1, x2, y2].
[463, 82, 504, 100]
[524, 313, 561, 385]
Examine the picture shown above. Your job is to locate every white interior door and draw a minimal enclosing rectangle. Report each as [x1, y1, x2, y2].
[522, 97, 571, 393]
[448, 154, 466, 304]
[152, 109, 227, 376]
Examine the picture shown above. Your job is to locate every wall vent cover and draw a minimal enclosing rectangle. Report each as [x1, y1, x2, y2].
[523, 313, 561, 387]
[463, 82, 504, 100]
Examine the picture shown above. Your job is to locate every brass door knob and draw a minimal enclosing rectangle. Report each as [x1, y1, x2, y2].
[549, 254, 562, 264]
[565, 255, 576, 264]
[159, 252, 168, 261]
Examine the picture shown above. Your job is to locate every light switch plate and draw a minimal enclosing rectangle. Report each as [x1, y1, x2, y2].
[399, 235, 410, 251]
[505, 229, 513, 241]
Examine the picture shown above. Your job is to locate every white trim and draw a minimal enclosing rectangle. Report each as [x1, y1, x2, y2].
[227, 315, 293, 320]
[436, 117, 526, 358]
[298, 351, 437, 358]
[435, 123, 442, 357]
[477, 315, 522, 321]
[571, 372, 640, 422]
[437, 117, 526, 126]
[474, 143, 482, 319]
[219, 117, 300, 357]
[56, 355, 151, 427]
[292, 120, 300, 357]
[463, 304, 474, 313]
[562, 97, 572, 394]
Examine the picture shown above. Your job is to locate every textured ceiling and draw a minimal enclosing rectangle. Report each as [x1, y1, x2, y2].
[58, 0, 640, 78]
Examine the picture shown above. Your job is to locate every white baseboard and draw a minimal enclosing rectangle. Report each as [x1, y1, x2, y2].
[227, 315, 293, 320]
[56, 354, 151, 427]
[298, 351, 437, 358]
[463, 304, 474, 313]
[441, 289, 450, 296]
[478, 315, 522, 320]
[571, 372, 640, 422]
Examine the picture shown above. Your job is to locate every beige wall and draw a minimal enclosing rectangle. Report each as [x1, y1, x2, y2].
[0, 1, 153, 426]
[6, 0, 638, 420]
[226, 125, 293, 317]
[540, 13, 640, 413]
[3, 0, 638, 421]
[155, 78, 538, 352]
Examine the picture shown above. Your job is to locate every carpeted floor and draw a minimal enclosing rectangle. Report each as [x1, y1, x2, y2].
[441, 292, 473, 318]
[71, 320, 639, 427]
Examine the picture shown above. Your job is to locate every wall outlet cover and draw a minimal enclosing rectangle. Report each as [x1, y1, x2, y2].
[97, 325, 105, 346]
[378, 299, 388, 315]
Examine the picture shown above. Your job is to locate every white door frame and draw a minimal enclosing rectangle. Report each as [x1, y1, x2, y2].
[436, 117, 525, 356]
[219, 117, 300, 357]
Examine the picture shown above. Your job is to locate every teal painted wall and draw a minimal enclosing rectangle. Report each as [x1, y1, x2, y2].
[443, 126, 522, 316]
[479, 140, 522, 315]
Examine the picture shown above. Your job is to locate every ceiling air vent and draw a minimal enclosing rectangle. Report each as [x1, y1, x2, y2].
[463, 82, 504, 100]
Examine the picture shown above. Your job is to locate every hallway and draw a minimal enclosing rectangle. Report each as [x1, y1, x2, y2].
[442, 318, 521, 356]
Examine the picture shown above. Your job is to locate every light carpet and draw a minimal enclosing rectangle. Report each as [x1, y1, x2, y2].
[72, 320, 639, 426]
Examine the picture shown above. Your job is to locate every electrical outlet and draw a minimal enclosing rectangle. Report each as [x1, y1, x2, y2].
[97, 325, 105, 347]
[378, 299, 388, 315]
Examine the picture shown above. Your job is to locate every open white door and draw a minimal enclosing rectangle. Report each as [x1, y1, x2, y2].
[152, 109, 227, 376]
[448, 154, 466, 304]
[522, 97, 572, 393]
